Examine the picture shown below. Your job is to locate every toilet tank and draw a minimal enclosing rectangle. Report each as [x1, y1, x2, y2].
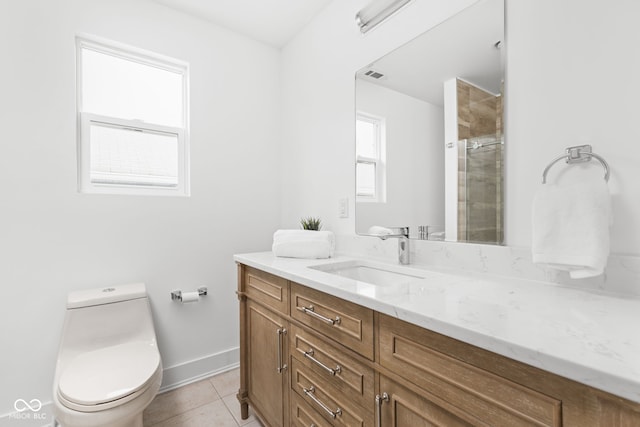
[67, 282, 147, 309]
[60, 283, 158, 353]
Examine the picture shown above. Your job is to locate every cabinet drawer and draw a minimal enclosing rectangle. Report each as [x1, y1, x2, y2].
[380, 375, 476, 427]
[291, 282, 374, 360]
[290, 324, 374, 411]
[379, 314, 562, 427]
[291, 391, 333, 427]
[243, 266, 289, 314]
[291, 357, 373, 427]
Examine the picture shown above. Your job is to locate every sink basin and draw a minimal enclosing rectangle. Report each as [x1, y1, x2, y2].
[309, 260, 426, 287]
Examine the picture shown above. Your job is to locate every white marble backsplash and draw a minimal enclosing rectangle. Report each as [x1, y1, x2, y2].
[336, 234, 640, 297]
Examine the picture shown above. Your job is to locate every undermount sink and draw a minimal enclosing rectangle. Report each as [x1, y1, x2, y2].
[309, 260, 426, 287]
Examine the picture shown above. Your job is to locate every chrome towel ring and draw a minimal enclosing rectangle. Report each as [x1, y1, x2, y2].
[542, 145, 610, 184]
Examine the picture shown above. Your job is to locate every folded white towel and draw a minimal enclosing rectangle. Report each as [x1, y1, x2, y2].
[272, 230, 335, 259]
[428, 231, 445, 241]
[367, 225, 394, 236]
[532, 180, 612, 278]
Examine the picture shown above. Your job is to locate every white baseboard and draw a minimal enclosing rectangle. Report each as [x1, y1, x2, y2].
[159, 346, 240, 393]
[0, 347, 240, 427]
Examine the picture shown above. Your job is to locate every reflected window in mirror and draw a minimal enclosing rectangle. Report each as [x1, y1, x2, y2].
[356, 113, 386, 202]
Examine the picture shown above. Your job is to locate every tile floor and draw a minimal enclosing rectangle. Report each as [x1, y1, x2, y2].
[143, 368, 264, 427]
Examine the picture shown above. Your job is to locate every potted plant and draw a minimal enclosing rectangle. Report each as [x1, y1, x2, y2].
[300, 217, 322, 231]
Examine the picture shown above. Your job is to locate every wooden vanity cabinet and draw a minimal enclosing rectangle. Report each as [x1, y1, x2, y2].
[238, 266, 290, 427]
[246, 300, 289, 427]
[290, 282, 374, 360]
[376, 313, 640, 427]
[238, 264, 640, 427]
[289, 283, 375, 427]
[377, 314, 562, 427]
[377, 375, 478, 427]
[289, 324, 375, 411]
[290, 391, 333, 427]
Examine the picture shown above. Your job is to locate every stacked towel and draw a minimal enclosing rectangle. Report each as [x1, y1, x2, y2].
[367, 225, 394, 236]
[532, 180, 612, 278]
[272, 230, 335, 259]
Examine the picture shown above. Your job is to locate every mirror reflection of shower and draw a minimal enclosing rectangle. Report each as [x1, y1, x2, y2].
[449, 78, 503, 244]
[461, 134, 504, 244]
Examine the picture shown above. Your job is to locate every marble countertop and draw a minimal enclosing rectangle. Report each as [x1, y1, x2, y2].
[234, 251, 640, 404]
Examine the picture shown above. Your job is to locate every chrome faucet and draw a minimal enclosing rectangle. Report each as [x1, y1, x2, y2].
[377, 227, 410, 265]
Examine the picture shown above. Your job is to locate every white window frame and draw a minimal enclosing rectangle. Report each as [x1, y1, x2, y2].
[356, 112, 386, 202]
[76, 35, 190, 196]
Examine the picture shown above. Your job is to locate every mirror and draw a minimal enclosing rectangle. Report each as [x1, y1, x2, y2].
[355, 0, 505, 244]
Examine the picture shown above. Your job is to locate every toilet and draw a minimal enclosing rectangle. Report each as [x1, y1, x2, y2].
[53, 283, 162, 427]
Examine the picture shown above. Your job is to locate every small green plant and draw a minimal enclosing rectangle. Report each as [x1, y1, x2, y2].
[300, 216, 322, 231]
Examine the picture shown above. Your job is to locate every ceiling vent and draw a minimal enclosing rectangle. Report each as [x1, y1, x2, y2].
[363, 69, 385, 80]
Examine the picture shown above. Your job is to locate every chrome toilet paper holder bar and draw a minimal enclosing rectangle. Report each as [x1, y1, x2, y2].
[171, 287, 208, 301]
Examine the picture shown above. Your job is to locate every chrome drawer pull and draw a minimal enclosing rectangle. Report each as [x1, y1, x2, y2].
[303, 349, 342, 376]
[276, 328, 287, 373]
[298, 305, 341, 325]
[302, 385, 342, 419]
[375, 393, 389, 427]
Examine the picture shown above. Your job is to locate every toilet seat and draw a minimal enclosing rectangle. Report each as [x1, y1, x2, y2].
[58, 341, 160, 412]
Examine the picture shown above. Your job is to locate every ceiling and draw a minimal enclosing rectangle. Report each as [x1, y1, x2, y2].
[357, 0, 504, 107]
[152, 0, 334, 48]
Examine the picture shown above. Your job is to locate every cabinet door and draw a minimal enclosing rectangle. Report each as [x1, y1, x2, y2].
[247, 300, 289, 427]
[379, 376, 477, 427]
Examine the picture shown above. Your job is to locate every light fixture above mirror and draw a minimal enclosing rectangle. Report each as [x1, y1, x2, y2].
[356, 0, 413, 34]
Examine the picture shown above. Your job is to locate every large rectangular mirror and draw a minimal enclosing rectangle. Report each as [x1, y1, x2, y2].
[355, 0, 505, 244]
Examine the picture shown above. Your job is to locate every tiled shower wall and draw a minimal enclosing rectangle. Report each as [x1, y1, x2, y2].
[456, 78, 504, 244]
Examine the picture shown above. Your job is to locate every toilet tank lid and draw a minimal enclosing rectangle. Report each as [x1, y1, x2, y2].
[67, 283, 147, 309]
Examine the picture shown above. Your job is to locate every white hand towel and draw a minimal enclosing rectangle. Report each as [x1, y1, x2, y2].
[367, 225, 394, 236]
[272, 230, 335, 259]
[532, 180, 612, 278]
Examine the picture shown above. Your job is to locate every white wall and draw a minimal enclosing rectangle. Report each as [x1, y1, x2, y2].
[506, 0, 640, 253]
[355, 80, 444, 235]
[281, 0, 640, 255]
[0, 0, 281, 416]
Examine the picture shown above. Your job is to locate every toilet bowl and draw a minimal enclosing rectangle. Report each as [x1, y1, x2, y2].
[53, 283, 162, 427]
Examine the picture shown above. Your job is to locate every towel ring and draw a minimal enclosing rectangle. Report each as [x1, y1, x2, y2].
[542, 145, 610, 184]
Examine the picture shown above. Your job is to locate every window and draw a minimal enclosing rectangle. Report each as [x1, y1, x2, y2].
[77, 36, 189, 196]
[356, 113, 385, 202]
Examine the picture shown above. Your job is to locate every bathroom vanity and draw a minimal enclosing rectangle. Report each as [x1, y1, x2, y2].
[235, 252, 640, 427]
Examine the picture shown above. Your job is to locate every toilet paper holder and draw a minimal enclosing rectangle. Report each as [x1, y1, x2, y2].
[171, 287, 208, 302]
